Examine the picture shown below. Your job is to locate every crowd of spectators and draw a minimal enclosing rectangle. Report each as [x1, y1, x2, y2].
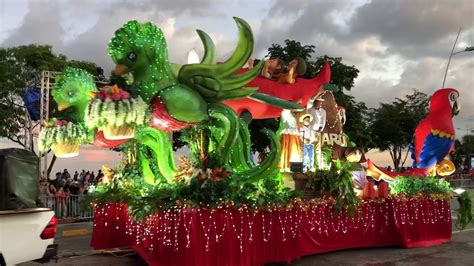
[39, 168, 105, 218]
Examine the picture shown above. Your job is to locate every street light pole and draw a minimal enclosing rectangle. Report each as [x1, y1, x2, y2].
[442, 28, 461, 88]
[442, 28, 474, 88]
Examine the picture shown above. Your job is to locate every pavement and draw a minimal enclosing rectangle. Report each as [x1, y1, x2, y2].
[291, 229, 474, 266]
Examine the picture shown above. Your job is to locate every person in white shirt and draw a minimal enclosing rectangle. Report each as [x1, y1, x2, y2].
[299, 114, 316, 172]
[312, 99, 326, 132]
[305, 97, 326, 170]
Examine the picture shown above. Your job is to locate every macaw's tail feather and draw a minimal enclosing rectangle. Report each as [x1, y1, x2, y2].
[366, 159, 430, 182]
[366, 160, 397, 182]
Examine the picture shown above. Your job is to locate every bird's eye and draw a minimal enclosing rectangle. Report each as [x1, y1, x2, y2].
[127, 52, 137, 61]
[449, 92, 457, 102]
[68, 91, 74, 97]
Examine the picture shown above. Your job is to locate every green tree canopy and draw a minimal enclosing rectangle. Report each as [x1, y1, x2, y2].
[0, 44, 98, 152]
[451, 135, 474, 170]
[369, 89, 430, 169]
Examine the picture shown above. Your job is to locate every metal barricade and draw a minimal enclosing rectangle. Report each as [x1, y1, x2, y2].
[39, 195, 94, 220]
[449, 177, 474, 189]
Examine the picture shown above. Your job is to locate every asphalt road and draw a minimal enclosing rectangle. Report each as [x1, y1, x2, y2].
[21, 229, 474, 266]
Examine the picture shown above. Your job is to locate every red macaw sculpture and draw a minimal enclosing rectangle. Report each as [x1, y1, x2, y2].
[223, 61, 331, 119]
[367, 88, 460, 181]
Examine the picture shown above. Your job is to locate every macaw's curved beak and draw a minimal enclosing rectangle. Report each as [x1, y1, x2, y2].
[57, 102, 71, 111]
[452, 100, 460, 117]
[114, 64, 129, 76]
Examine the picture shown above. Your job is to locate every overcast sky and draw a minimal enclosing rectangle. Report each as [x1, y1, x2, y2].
[0, 0, 473, 169]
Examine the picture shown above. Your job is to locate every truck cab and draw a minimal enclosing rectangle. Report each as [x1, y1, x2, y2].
[0, 148, 58, 265]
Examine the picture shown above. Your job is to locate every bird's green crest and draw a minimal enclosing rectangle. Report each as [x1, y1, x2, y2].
[108, 20, 169, 65]
[52, 67, 96, 107]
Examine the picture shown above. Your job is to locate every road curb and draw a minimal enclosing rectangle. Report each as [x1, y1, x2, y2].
[59, 248, 136, 258]
[62, 228, 89, 238]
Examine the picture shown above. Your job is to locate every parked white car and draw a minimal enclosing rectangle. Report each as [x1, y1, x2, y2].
[0, 208, 57, 265]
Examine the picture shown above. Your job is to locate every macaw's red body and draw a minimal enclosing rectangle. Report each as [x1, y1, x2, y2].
[223, 61, 331, 119]
[367, 88, 460, 182]
[412, 88, 458, 169]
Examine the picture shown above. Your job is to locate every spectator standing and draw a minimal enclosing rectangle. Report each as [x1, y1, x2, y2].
[61, 169, 71, 180]
[97, 170, 104, 184]
[79, 170, 86, 182]
[90, 171, 96, 184]
[73, 171, 79, 181]
[70, 182, 80, 195]
[80, 181, 90, 195]
[54, 172, 61, 187]
[55, 187, 67, 218]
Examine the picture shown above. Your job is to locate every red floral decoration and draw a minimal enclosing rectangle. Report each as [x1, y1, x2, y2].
[93, 130, 129, 148]
[96, 85, 130, 101]
[210, 167, 230, 182]
[44, 118, 69, 128]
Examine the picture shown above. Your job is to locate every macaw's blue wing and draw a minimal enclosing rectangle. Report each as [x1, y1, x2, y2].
[417, 131, 454, 168]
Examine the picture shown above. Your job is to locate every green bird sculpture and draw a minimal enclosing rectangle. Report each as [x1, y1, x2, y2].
[108, 17, 301, 132]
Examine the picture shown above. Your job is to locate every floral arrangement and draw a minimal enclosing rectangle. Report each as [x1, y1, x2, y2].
[85, 85, 148, 139]
[38, 119, 86, 157]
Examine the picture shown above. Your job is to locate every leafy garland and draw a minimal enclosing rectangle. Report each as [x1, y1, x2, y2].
[38, 121, 86, 152]
[85, 97, 148, 129]
[389, 176, 452, 199]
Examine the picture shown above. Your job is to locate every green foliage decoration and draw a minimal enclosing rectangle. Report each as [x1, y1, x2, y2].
[307, 160, 359, 216]
[456, 191, 473, 231]
[389, 176, 452, 197]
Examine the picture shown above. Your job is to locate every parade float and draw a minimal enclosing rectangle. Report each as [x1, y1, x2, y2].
[38, 17, 468, 265]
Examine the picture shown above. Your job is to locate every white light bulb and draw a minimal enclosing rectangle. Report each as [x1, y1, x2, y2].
[187, 49, 200, 64]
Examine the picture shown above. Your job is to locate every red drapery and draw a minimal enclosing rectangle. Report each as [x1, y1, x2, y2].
[91, 199, 451, 266]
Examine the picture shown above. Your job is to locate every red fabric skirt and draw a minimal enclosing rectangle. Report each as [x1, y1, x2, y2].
[91, 199, 451, 266]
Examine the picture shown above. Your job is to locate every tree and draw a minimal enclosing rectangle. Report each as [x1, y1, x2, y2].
[451, 135, 474, 170]
[369, 89, 430, 169]
[0, 44, 98, 175]
[249, 39, 366, 153]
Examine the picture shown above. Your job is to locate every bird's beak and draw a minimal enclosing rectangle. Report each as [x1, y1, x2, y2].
[114, 64, 129, 76]
[88, 91, 96, 99]
[57, 102, 71, 111]
[452, 100, 460, 117]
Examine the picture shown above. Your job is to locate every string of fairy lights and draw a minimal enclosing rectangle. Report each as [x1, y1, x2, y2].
[93, 199, 451, 253]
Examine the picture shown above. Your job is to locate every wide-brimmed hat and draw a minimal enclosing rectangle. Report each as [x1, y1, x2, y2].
[299, 113, 313, 123]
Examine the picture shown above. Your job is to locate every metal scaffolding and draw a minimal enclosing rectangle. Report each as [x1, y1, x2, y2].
[39, 71, 60, 178]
